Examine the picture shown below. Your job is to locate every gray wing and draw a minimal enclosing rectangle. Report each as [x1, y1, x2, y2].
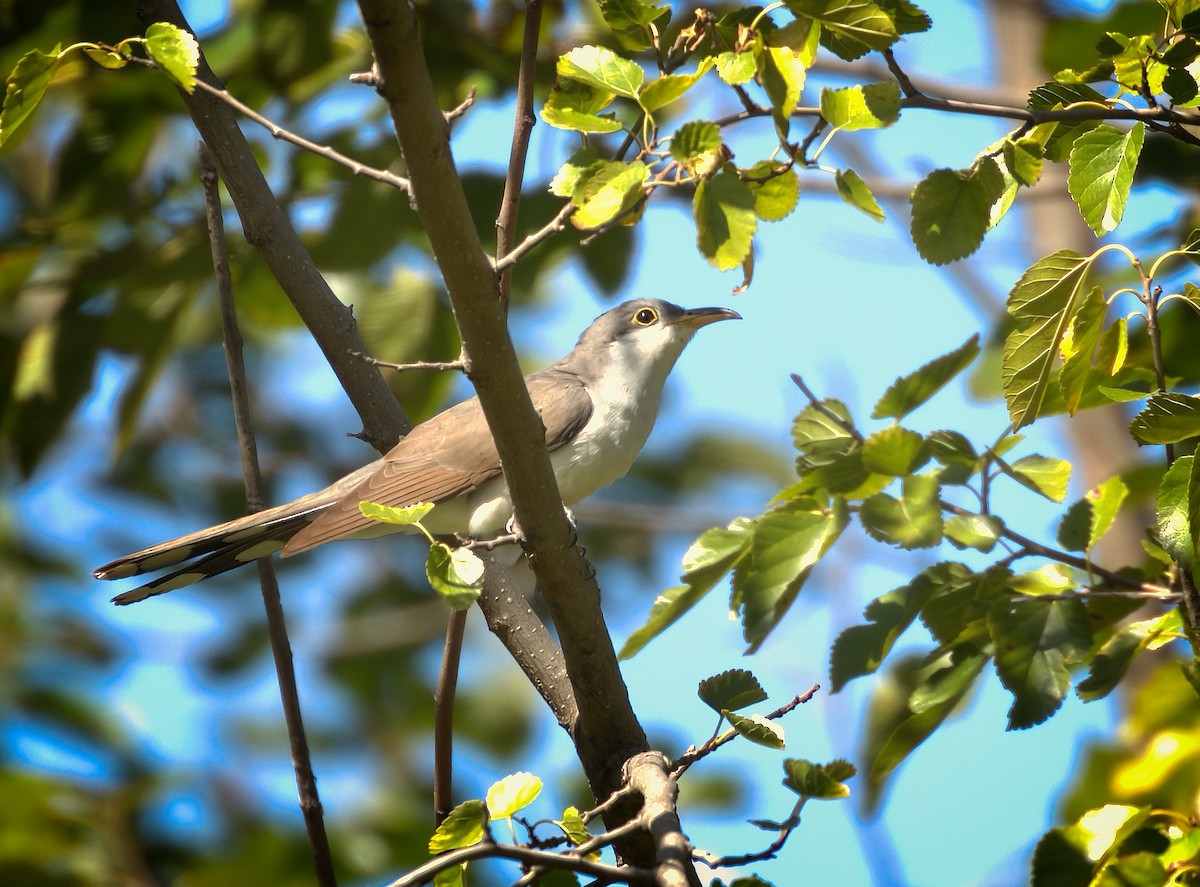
[282, 372, 594, 555]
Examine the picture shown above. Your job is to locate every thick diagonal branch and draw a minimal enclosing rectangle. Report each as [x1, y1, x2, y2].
[136, 0, 410, 453]
[354, 0, 653, 862]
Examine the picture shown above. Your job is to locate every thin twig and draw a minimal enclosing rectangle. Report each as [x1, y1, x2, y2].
[445, 86, 477, 124]
[494, 203, 576, 273]
[695, 796, 807, 868]
[383, 840, 655, 887]
[199, 145, 338, 887]
[495, 0, 543, 308]
[672, 686, 820, 777]
[790, 374, 864, 442]
[350, 351, 466, 373]
[434, 609, 468, 824]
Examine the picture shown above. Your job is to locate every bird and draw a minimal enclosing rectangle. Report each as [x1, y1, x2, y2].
[95, 298, 740, 604]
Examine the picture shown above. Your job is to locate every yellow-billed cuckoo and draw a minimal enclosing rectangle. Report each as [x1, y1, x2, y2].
[95, 299, 739, 604]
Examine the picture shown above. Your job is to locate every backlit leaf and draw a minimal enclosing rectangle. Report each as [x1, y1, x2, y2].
[557, 45, 644, 98]
[145, 22, 198, 92]
[835, 168, 884, 221]
[429, 799, 485, 852]
[359, 500, 435, 525]
[486, 771, 542, 819]
[944, 513, 1003, 553]
[989, 596, 1091, 729]
[735, 498, 847, 652]
[1058, 285, 1108, 415]
[541, 80, 621, 133]
[572, 160, 648, 229]
[1067, 123, 1144, 235]
[694, 170, 757, 270]
[783, 758, 854, 799]
[1008, 454, 1071, 503]
[725, 710, 785, 749]
[1002, 250, 1095, 429]
[1157, 455, 1194, 570]
[820, 81, 901, 130]
[859, 473, 943, 548]
[873, 334, 980, 419]
[427, 542, 483, 610]
[861, 426, 928, 476]
[1129, 392, 1200, 444]
[743, 162, 799, 222]
[910, 160, 1006, 265]
[620, 519, 754, 658]
[0, 46, 61, 150]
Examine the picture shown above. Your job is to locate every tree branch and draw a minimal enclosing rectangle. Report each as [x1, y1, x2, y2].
[353, 0, 654, 862]
[136, 0, 410, 454]
[199, 145, 337, 887]
[495, 0, 543, 307]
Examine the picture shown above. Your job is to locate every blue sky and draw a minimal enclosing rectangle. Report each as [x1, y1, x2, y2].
[11, 1, 1184, 885]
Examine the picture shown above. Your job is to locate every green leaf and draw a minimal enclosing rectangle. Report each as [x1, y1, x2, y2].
[1002, 136, 1045, 187]
[572, 160, 648, 229]
[829, 563, 957, 691]
[919, 566, 1011, 645]
[1067, 123, 1144, 235]
[910, 160, 1006, 265]
[1130, 392, 1200, 444]
[743, 162, 799, 222]
[735, 498, 847, 652]
[1058, 285, 1108, 415]
[694, 170, 757, 270]
[725, 710, 785, 749]
[1007, 454, 1071, 503]
[558, 805, 594, 849]
[699, 668, 768, 714]
[864, 644, 988, 796]
[670, 120, 722, 163]
[755, 43, 808, 135]
[989, 596, 1092, 729]
[359, 500, 435, 525]
[426, 543, 483, 610]
[1077, 611, 1183, 701]
[557, 45, 644, 98]
[549, 147, 601, 198]
[598, 0, 670, 49]
[834, 168, 884, 221]
[429, 799, 485, 852]
[782, 759, 854, 799]
[639, 60, 713, 112]
[944, 514, 1003, 553]
[0, 46, 62, 151]
[1087, 475, 1129, 549]
[145, 22, 199, 93]
[715, 51, 756, 85]
[1030, 826, 1096, 887]
[83, 46, 128, 69]
[486, 772, 542, 819]
[861, 426, 928, 476]
[820, 81, 901, 130]
[878, 0, 932, 34]
[541, 80, 620, 133]
[787, 0, 900, 52]
[794, 398, 854, 449]
[859, 473, 943, 548]
[873, 334, 981, 419]
[1158, 455, 1194, 569]
[1002, 249, 1096, 429]
[620, 519, 753, 658]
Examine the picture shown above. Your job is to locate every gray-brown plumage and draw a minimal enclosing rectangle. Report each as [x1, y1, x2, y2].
[95, 299, 739, 604]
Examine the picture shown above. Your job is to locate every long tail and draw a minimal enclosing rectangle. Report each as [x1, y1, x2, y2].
[95, 462, 380, 604]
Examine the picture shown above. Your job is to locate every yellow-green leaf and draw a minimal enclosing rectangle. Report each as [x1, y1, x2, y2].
[359, 500, 434, 525]
[0, 46, 61, 150]
[694, 170, 757, 270]
[557, 45, 644, 99]
[145, 22, 198, 92]
[429, 799, 485, 852]
[486, 772, 542, 819]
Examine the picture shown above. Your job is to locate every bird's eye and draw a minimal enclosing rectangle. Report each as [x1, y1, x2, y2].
[632, 307, 659, 326]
